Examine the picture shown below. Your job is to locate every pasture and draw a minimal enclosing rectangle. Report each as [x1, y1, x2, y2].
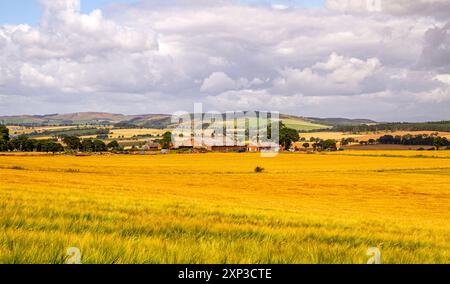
[0, 152, 449, 264]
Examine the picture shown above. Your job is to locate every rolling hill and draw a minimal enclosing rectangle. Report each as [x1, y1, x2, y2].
[0, 112, 375, 131]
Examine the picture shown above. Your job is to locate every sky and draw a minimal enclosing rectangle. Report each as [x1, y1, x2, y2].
[0, 0, 449, 121]
[0, 0, 325, 25]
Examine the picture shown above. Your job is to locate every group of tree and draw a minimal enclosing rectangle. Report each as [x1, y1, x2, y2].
[308, 137, 322, 143]
[0, 126, 123, 153]
[340, 137, 357, 146]
[333, 121, 450, 133]
[312, 139, 338, 151]
[63, 136, 122, 152]
[279, 123, 300, 149]
[377, 134, 450, 150]
[0, 135, 64, 153]
[298, 139, 338, 151]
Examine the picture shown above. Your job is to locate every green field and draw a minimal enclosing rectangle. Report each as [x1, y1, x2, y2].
[282, 118, 330, 131]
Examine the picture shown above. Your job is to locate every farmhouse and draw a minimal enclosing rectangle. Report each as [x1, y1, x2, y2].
[209, 145, 247, 152]
[141, 141, 160, 151]
[247, 143, 280, 153]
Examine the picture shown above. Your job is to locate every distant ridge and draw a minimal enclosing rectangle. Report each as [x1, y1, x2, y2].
[0, 112, 376, 130]
[305, 117, 376, 126]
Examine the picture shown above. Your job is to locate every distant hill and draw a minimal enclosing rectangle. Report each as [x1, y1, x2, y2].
[0, 112, 375, 131]
[0, 112, 168, 127]
[306, 117, 377, 126]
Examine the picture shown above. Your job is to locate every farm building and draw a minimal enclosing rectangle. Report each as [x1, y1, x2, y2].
[208, 145, 247, 152]
[141, 142, 160, 151]
[247, 143, 280, 153]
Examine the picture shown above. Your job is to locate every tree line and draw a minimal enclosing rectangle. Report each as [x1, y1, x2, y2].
[377, 134, 449, 149]
[332, 121, 450, 133]
[0, 126, 123, 153]
[1, 135, 64, 153]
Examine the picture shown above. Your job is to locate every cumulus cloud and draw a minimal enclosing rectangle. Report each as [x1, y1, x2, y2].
[272, 53, 381, 96]
[418, 23, 450, 71]
[0, 0, 449, 120]
[435, 74, 450, 85]
[201, 72, 240, 93]
[200, 72, 262, 93]
[326, 0, 450, 18]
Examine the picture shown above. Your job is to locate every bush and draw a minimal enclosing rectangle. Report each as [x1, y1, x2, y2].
[10, 166, 25, 170]
[254, 166, 265, 173]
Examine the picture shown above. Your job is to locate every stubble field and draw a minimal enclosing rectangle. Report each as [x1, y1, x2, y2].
[0, 152, 449, 264]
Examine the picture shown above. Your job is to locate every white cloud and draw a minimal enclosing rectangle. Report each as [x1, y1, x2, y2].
[20, 64, 57, 88]
[419, 23, 450, 71]
[0, 0, 449, 121]
[200, 72, 263, 94]
[201, 72, 240, 93]
[435, 74, 450, 85]
[272, 53, 381, 96]
[326, 0, 450, 18]
[416, 87, 450, 103]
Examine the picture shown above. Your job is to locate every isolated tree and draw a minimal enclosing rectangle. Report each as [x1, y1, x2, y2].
[279, 126, 299, 150]
[159, 131, 173, 149]
[302, 143, 310, 151]
[312, 143, 319, 151]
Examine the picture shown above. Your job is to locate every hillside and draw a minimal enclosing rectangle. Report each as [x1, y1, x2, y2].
[306, 117, 377, 126]
[0, 112, 169, 127]
[0, 112, 375, 131]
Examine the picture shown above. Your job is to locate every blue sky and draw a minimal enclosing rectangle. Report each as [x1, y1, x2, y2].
[0, 0, 137, 24]
[0, 0, 325, 25]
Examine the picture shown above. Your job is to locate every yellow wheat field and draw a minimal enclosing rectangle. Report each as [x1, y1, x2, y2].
[108, 128, 167, 138]
[0, 151, 449, 264]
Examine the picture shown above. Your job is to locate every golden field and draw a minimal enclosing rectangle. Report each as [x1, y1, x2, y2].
[0, 151, 449, 264]
[108, 128, 167, 138]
